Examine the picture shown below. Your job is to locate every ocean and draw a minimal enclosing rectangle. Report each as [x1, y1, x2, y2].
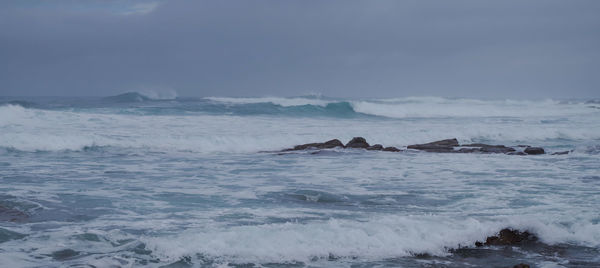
[0, 93, 599, 267]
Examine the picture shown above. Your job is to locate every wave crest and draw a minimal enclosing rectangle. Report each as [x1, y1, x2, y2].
[142, 215, 600, 265]
[205, 96, 598, 119]
[102, 91, 177, 103]
[2, 98, 599, 153]
[205, 96, 332, 107]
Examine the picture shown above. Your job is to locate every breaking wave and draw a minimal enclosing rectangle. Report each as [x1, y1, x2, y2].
[142, 215, 600, 265]
[0, 100, 38, 108]
[1, 96, 600, 152]
[4, 95, 598, 119]
[205, 96, 333, 107]
[204, 96, 597, 118]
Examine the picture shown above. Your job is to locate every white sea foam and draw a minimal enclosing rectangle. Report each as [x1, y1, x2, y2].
[2, 97, 599, 267]
[1, 103, 599, 152]
[204, 96, 597, 118]
[350, 98, 594, 118]
[143, 215, 600, 264]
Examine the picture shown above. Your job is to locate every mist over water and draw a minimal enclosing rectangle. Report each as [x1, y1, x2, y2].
[1, 93, 599, 267]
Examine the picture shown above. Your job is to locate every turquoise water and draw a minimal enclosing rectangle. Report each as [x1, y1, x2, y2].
[1, 94, 599, 267]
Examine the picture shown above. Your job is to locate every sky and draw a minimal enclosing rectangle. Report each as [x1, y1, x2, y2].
[1, 0, 599, 99]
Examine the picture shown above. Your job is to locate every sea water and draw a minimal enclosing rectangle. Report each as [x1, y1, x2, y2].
[0, 94, 599, 267]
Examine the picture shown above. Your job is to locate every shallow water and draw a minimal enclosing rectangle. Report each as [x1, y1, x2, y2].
[1, 94, 599, 267]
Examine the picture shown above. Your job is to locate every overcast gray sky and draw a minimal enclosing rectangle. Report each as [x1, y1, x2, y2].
[1, 0, 599, 98]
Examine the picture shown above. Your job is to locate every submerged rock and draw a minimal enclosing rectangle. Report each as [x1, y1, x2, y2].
[524, 147, 545, 155]
[475, 228, 537, 247]
[345, 137, 370, 148]
[513, 264, 530, 268]
[407, 138, 459, 152]
[551, 151, 569, 155]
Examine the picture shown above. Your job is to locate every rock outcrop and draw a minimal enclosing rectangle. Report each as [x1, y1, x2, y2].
[281, 137, 552, 156]
[383, 146, 402, 152]
[283, 139, 344, 151]
[407, 138, 459, 152]
[366, 144, 383, 150]
[407, 139, 519, 154]
[345, 137, 370, 148]
[524, 147, 545, 155]
[475, 228, 537, 247]
[462, 143, 516, 154]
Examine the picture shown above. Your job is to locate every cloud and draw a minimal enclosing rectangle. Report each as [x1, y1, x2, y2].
[0, 0, 599, 98]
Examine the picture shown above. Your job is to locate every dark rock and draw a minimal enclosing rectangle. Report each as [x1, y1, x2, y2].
[345, 137, 370, 148]
[552, 151, 569, 155]
[322, 139, 344, 148]
[281, 137, 544, 157]
[524, 147, 545, 155]
[462, 143, 498, 147]
[462, 143, 516, 154]
[285, 139, 344, 151]
[407, 138, 459, 152]
[517, 145, 530, 148]
[482, 146, 516, 154]
[383, 146, 401, 152]
[456, 148, 481, 153]
[366, 144, 383, 150]
[513, 264, 530, 268]
[289, 143, 321, 151]
[476, 228, 537, 247]
[0, 205, 28, 222]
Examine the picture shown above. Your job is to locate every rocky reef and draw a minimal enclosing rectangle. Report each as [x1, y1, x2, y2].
[282, 137, 565, 155]
[282, 139, 344, 151]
